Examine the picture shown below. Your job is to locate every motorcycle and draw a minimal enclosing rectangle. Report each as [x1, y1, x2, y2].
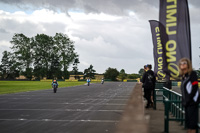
[52, 84, 57, 93]
[101, 80, 104, 84]
[87, 82, 90, 86]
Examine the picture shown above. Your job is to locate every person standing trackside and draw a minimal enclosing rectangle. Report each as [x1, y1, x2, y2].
[179, 58, 200, 133]
[141, 65, 147, 99]
[142, 64, 156, 108]
[141, 65, 147, 84]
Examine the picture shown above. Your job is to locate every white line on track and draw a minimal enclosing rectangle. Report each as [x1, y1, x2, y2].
[0, 103, 126, 106]
[0, 98, 129, 100]
[63, 103, 126, 106]
[0, 109, 123, 112]
[0, 118, 119, 123]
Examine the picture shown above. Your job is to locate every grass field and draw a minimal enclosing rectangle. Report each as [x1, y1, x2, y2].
[0, 81, 87, 94]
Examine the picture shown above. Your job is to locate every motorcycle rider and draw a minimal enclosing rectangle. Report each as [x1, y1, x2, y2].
[101, 78, 104, 84]
[51, 80, 59, 88]
[87, 78, 91, 86]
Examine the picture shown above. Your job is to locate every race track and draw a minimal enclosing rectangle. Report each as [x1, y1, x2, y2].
[0, 82, 136, 133]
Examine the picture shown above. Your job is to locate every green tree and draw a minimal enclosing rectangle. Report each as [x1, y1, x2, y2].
[0, 51, 21, 79]
[32, 34, 54, 79]
[84, 65, 96, 79]
[138, 68, 145, 76]
[0, 33, 78, 80]
[72, 57, 80, 79]
[50, 56, 62, 79]
[195, 70, 200, 78]
[54, 33, 78, 79]
[10, 33, 33, 80]
[119, 69, 127, 81]
[0, 51, 10, 79]
[104, 67, 119, 81]
[128, 73, 140, 79]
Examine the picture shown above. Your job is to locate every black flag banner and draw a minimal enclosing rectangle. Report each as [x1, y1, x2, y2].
[149, 20, 167, 80]
[159, 0, 191, 78]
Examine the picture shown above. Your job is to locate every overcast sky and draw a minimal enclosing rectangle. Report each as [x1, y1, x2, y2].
[0, 0, 199, 74]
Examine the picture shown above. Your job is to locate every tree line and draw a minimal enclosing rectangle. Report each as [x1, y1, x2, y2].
[104, 68, 140, 81]
[0, 33, 78, 80]
[0, 33, 142, 81]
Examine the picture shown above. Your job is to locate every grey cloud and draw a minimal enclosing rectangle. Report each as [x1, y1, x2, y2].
[0, 45, 10, 55]
[71, 16, 154, 73]
[0, 18, 67, 39]
[0, 0, 159, 16]
[0, 0, 199, 18]
[189, 0, 200, 7]
[0, 28, 9, 33]
[0, 0, 199, 73]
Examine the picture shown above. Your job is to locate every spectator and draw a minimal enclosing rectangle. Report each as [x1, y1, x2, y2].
[142, 64, 156, 108]
[179, 58, 200, 133]
[141, 65, 147, 83]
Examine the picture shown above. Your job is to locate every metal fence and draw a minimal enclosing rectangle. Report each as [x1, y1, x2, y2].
[154, 84, 199, 133]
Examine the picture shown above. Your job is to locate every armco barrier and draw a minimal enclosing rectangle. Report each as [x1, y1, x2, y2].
[41, 79, 65, 82]
[104, 79, 112, 81]
[116, 83, 149, 133]
[65, 79, 78, 82]
[78, 79, 86, 81]
[57, 79, 65, 81]
[127, 80, 138, 82]
[40, 79, 53, 82]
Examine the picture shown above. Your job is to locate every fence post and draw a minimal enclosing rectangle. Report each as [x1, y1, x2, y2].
[178, 96, 180, 121]
[184, 107, 186, 129]
[153, 89, 156, 110]
[164, 100, 169, 133]
[169, 91, 172, 112]
[163, 89, 167, 103]
[196, 106, 199, 133]
[175, 95, 178, 118]
[181, 105, 184, 125]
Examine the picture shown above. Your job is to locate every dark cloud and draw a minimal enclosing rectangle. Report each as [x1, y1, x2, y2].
[0, 0, 199, 18]
[0, 0, 159, 16]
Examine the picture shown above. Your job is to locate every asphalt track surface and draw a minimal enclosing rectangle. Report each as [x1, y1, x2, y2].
[0, 82, 136, 133]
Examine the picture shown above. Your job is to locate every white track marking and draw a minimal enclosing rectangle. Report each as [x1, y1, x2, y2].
[0, 118, 119, 123]
[63, 103, 126, 106]
[0, 102, 126, 106]
[0, 109, 123, 112]
[0, 98, 129, 100]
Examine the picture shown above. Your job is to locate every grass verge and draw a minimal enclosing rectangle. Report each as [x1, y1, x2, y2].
[0, 81, 86, 94]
